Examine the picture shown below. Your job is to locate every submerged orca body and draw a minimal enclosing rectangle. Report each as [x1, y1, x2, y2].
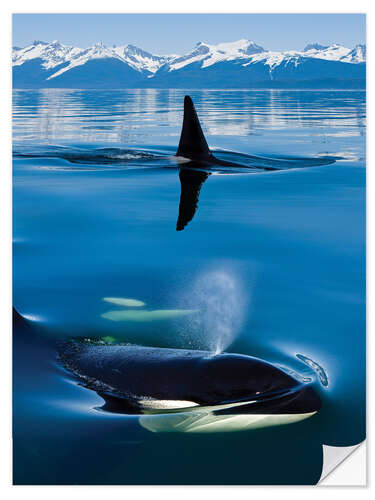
[59, 342, 320, 432]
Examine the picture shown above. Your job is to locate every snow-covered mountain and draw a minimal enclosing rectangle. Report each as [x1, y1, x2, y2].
[166, 39, 265, 72]
[340, 44, 366, 64]
[12, 39, 366, 89]
[303, 43, 366, 63]
[151, 40, 365, 89]
[160, 40, 365, 73]
[12, 39, 175, 78]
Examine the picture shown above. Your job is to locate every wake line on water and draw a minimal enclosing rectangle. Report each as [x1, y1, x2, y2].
[13, 145, 168, 171]
[13, 145, 337, 173]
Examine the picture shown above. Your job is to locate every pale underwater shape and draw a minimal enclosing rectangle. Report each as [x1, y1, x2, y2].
[101, 309, 198, 322]
[139, 409, 317, 433]
[103, 297, 145, 307]
[98, 390, 318, 433]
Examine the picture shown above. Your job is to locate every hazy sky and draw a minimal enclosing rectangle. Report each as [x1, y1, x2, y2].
[13, 13, 366, 54]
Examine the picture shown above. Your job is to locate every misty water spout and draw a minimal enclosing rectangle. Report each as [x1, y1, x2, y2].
[181, 270, 246, 354]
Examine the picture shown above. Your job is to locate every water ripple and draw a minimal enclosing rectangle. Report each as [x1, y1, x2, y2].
[13, 144, 336, 173]
[296, 353, 329, 388]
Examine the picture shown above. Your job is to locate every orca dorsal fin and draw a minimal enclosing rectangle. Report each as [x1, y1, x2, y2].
[177, 95, 212, 161]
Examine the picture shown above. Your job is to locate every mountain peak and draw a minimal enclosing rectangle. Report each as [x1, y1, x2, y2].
[93, 41, 106, 48]
[340, 44, 366, 63]
[32, 40, 48, 46]
[194, 41, 210, 50]
[125, 44, 153, 57]
[304, 43, 329, 52]
[12, 38, 366, 89]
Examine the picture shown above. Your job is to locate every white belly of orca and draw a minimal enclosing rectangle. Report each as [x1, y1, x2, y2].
[58, 342, 321, 434]
[139, 409, 317, 433]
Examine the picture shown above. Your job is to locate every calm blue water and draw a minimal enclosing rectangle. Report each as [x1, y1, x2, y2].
[13, 89, 366, 485]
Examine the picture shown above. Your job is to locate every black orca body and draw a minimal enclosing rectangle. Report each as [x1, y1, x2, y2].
[175, 96, 240, 231]
[178, 96, 238, 167]
[175, 96, 336, 231]
[13, 306, 28, 327]
[59, 342, 321, 431]
[177, 96, 263, 169]
[175, 96, 276, 231]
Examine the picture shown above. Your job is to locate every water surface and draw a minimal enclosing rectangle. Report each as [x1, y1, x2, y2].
[13, 89, 365, 485]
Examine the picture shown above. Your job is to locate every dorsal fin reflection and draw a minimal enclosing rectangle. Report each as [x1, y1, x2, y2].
[176, 167, 211, 231]
[174, 95, 336, 231]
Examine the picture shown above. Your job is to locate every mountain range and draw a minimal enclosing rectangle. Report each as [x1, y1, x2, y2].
[12, 39, 366, 89]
